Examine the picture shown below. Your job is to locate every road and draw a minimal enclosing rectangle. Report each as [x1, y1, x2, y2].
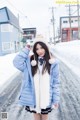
[0, 61, 80, 120]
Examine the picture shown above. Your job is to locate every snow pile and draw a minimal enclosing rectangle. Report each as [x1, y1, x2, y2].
[0, 53, 20, 89]
[52, 40, 80, 77]
[0, 40, 80, 90]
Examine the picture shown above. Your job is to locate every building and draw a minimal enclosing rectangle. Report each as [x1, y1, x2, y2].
[22, 27, 36, 46]
[23, 27, 36, 39]
[0, 7, 22, 55]
[60, 16, 80, 42]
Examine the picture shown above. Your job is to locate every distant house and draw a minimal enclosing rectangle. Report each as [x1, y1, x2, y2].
[22, 27, 36, 45]
[22, 27, 36, 39]
[60, 16, 79, 42]
[0, 7, 22, 55]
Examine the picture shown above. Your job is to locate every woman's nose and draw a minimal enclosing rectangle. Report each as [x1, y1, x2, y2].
[39, 49, 42, 53]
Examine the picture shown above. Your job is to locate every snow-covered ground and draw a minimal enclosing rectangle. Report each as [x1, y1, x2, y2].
[0, 40, 80, 120]
[51, 40, 80, 78]
[0, 40, 80, 91]
[0, 53, 20, 92]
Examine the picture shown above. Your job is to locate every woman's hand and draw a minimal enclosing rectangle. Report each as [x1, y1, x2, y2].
[52, 103, 59, 109]
[25, 44, 31, 50]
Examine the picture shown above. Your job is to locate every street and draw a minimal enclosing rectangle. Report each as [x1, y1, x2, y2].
[0, 61, 80, 120]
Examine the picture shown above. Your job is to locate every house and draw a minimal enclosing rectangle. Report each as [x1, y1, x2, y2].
[0, 7, 22, 55]
[22, 27, 36, 47]
[60, 16, 80, 42]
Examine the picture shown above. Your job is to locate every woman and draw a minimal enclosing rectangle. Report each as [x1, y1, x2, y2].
[13, 41, 60, 120]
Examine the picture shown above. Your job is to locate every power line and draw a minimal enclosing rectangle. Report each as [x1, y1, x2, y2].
[71, 9, 78, 15]
[5, 0, 26, 16]
[71, 6, 80, 16]
[4, 0, 33, 27]
[65, 3, 80, 40]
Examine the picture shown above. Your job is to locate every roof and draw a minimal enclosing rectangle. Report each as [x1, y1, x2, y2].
[60, 16, 80, 19]
[22, 27, 36, 31]
[0, 7, 19, 28]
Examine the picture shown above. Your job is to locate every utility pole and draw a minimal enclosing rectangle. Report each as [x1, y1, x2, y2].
[50, 7, 56, 44]
[18, 13, 20, 51]
[77, 0, 80, 39]
[69, 4, 72, 41]
[65, 5, 72, 41]
[66, 5, 72, 41]
[66, 3, 80, 40]
[52, 7, 55, 44]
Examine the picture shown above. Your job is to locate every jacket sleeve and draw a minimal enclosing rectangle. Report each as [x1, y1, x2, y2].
[51, 60, 60, 104]
[13, 48, 30, 72]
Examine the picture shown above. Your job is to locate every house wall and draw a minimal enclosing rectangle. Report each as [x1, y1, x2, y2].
[60, 16, 79, 41]
[0, 7, 20, 55]
[0, 23, 19, 55]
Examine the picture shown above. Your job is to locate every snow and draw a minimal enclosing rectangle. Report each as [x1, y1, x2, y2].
[0, 40, 80, 91]
[51, 40, 80, 77]
[0, 53, 20, 92]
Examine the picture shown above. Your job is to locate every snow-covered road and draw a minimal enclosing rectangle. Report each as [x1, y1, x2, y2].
[0, 60, 80, 120]
[59, 61, 80, 120]
[0, 40, 80, 120]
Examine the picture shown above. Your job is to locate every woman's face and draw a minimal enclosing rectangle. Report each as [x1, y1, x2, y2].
[36, 44, 45, 57]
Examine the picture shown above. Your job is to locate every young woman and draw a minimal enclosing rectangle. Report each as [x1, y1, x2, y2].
[13, 41, 60, 120]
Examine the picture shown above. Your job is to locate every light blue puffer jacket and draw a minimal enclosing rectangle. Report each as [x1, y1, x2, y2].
[13, 48, 60, 108]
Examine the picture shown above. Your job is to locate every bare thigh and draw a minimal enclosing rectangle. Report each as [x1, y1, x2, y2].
[33, 113, 41, 120]
[41, 114, 48, 120]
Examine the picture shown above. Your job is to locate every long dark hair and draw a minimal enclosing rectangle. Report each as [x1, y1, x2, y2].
[30, 41, 51, 76]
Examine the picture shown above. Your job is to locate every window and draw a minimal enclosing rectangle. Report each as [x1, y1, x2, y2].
[71, 20, 73, 23]
[63, 21, 68, 23]
[75, 20, 78, 22]
[2, 42, 14, 51]
[1, 24, 13, 32]
[2, 42, 10, 51]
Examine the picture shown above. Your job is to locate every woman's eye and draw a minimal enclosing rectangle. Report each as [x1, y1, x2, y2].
[36, 47, 43, 50]
[36, 48, 38, 50]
